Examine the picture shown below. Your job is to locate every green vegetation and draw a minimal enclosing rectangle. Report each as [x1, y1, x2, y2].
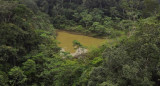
[0, 0, 160, 86]
[73, 40, 86, 49]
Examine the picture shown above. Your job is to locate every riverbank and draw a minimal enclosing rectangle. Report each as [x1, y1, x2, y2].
[56, 30, 127, 53]
[56, 29, 108, 39]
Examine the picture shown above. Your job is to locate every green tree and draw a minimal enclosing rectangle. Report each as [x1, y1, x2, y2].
[88, 17, 160, 86]
[90, 8, 103, 22]
[73, 40, 84, 49]
[0, 71, 8, 86]
[143, 0, 160, 17]
[80, 10, 93, 27]
[9, 67, 27, 86]
[89, 22, 106, 36]
[22, 59, 36, 76]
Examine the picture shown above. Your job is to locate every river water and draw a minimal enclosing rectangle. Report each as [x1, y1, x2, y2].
[56, 30, 106, 53]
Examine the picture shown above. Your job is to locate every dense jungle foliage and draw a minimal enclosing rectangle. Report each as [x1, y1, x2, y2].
[0, 0, 160, 86]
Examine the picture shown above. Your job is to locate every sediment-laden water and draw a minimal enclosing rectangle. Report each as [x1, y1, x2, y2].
[57, 30, 106, 53]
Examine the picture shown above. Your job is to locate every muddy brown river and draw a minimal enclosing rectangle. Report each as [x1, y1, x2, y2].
[57, 30, 106, 53]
